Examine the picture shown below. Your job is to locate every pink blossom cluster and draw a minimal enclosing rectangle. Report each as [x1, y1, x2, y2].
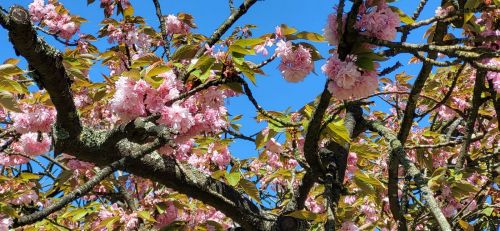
[28, 0, 79, 39]
[322, 55, 378, 100]
[92, 203, 138, 231]
[12, 133, 51, 156]
[484, 58, 500, 93]
[305, 196, 326, 213]
[110, 72, 234, 170]
[106, 23, 153, 57]
[323, 11, 346, 46]
[254, 37, 275, 56]
[165, 15, 190, 35]
[324, 1, 400, 45]
[356, 3, 400, 41]
[11, 104, 56, 133]
[275, 40, 314, 82]
[339, 221, 359, 231]
[477, 9, 500, 50]
[155, 202, 178, 228]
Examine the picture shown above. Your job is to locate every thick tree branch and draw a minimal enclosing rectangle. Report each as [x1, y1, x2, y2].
[363, 120, 452, 231]
[389, 13, 448, 229]
[0, 6, 82, 141]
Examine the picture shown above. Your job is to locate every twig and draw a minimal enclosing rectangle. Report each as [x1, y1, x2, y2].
[418, 63, 465, 119]
[41, 154, 70, 171]
[13, 158, 124, 227]
[195, 0, 258, 58]
[152, 0, 170, 59]
[240, 78, 300, 127]
[405, 133, 484, 149]
[455, 69, 486, 170]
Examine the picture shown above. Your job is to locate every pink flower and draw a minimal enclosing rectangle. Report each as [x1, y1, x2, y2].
[339, 221, 359, 231]
[209, 144, 231, 169]
[11, 104, 56, 133]
[0, 216, 12, 231]
[323, 10, 346, 46]
[15, 132, 51, 156]
[158, 103, 194, 134]
[275, 40, 314, 82]
[165, 15, 190, 35]
[155, 202, 178, 228]
[28, 0, 79, 39]
[29, 0, 50, 22]
[275, 26, 284, 39]
[322, 55, 378, 100]
[254, 38, 274, 56]
[437, 105, 455, 120]
[435, 6, 454, 17]
[484, 58, 500, 93]
[110, 77, 150, 121]
[344, 195, 356, 204]
[266, 138, 283, 153]
[356, 3, 400, 41]
[305, 196, 326, 213]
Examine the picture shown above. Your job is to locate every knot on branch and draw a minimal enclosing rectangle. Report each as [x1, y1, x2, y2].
[9, 6, 30, 25]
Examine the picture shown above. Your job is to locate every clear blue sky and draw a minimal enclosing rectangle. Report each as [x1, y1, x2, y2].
[0, 0, 443, 159]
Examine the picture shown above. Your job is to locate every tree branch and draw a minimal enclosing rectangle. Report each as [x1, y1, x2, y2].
[363, 120, 452, 231]
[0, 6, 82, 142]
[13, 157, 125, 227]
[455, 69, 486, 170]
[195, 0, 258, 58]
[151, 0, 170, 59]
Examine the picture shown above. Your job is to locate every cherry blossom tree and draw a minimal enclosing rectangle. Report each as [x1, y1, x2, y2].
[0, 0, 498, 230]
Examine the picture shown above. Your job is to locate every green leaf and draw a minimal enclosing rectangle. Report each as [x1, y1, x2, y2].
[137, 211, 156, 222]
[68, 208, 88, 222]
[350, 143, 379, 160]
[0, 92, 21, 112]
[278, 24, 297, 36]
[234, 62, 255, 84]
[325, 119, 350, 146]
[239, 179, 261, 204]
[144, 63, 171, 78]
[255, 128, 277, 149]
[130, 53, 161, 68]
[121, 68, 141, 80]
[229, 45, 255, 55]
[19, 172, 40, 180]
[286, 210, 318, 220]
[354, 170, 385, 191]
[191, 55, 215, 76]
[223, 82, 243, 94]
[295, 31, 325, 42]
[3, 58, 20, 65]
[389, 6, 415, 24]
[171, 45, 198, 61]
[233, 38, 265, 47]
[0, 79, 28, 94]
[99, 216, 119, 230]
[225, 171, 241, 186]
[123, 5, 134, 17]
[355, 56, 375, 71]
[0, 64, 24, 76]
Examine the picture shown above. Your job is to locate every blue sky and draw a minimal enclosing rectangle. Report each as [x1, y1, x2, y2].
[0, 0, 445, 160]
